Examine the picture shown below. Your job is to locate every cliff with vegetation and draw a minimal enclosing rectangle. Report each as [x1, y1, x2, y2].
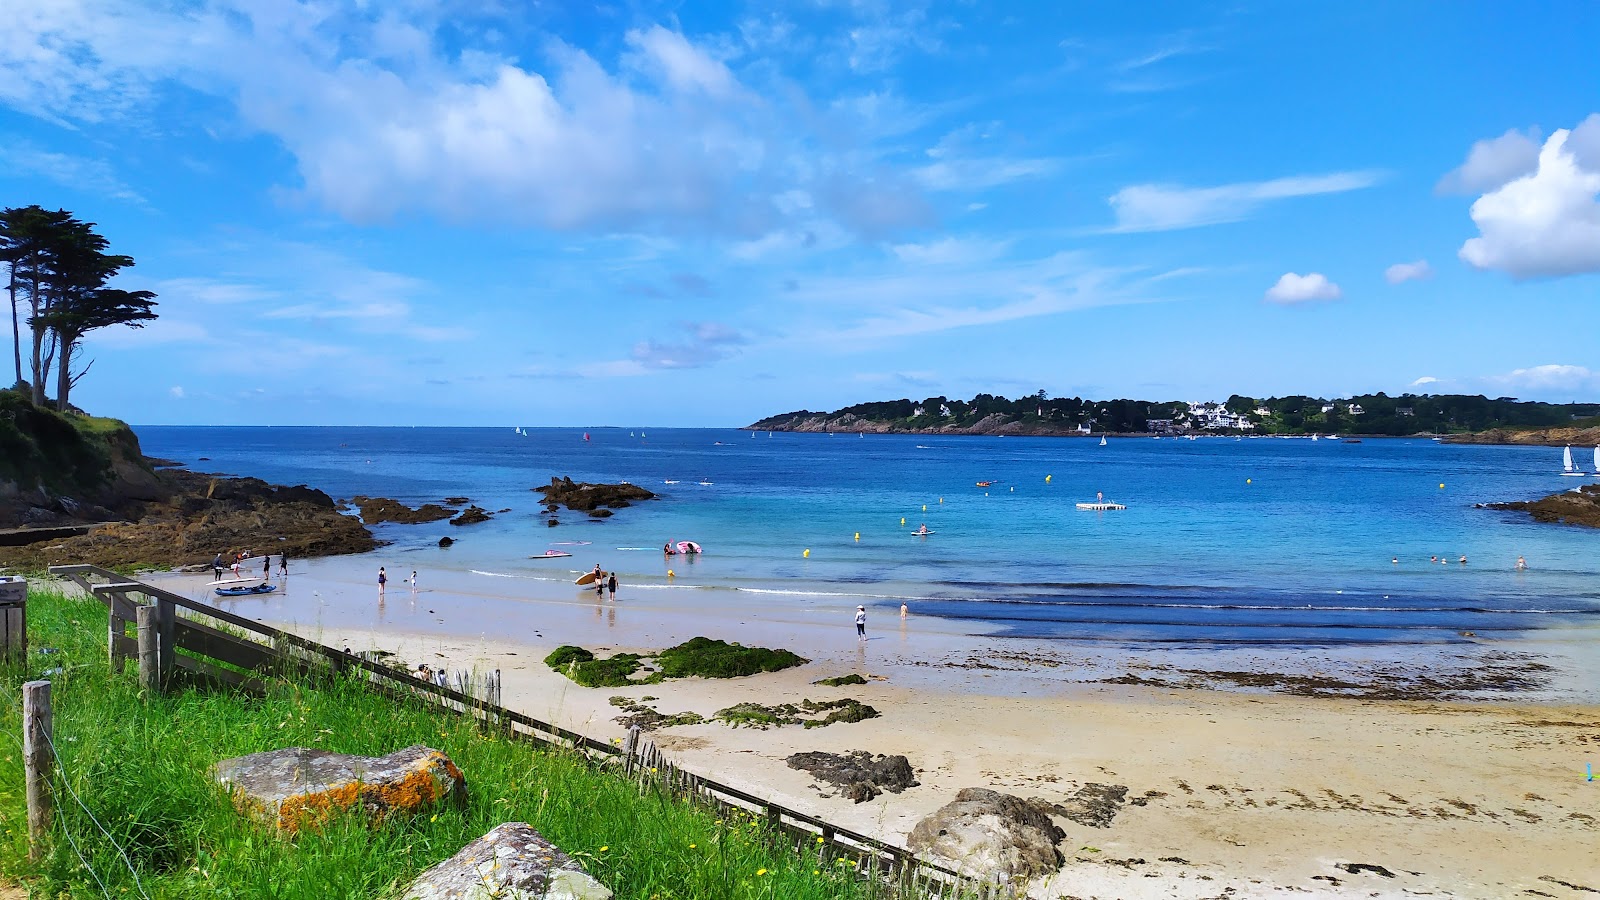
[749, 392, 1600, 437]
[0, 389, 375, 570]
[1442, 416, 1600, 447]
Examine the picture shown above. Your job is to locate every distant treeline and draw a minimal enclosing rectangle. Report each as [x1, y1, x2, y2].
[750, 391, 1600, 436]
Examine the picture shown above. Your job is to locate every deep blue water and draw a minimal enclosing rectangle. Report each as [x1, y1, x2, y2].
[136, 426, 1600, 649]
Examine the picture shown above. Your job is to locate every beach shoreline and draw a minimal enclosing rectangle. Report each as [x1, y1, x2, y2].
[137, 561, 1600, 899]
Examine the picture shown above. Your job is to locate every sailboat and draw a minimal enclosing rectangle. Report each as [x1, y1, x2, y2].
[1311, 434, 1319, 442]
[1099, 436, 1107, 446]
[1594, 446, 1600, 475]
[583, 432, 590, 442]
[1561, 445, 1585, 476]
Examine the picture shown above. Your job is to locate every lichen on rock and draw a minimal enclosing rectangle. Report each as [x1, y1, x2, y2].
[211, 745, 464, 832]
[403, 823, 612, 900]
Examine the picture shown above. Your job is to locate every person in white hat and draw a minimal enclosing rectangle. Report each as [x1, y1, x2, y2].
[855, 605, 867, 640]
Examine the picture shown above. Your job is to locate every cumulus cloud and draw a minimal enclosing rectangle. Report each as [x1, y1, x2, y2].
[1436, 128, 1541, 195]
[1409, 376, 1440, 387]
[1384, 259, 1433, 284]
[1458, 117, 1600, 278]
[169, 386, 186, 399]
[630, 322, 749, 370]
[1, 5, 932, 239]
[1264, 272, 1342, 305]
[1107, 171, 1381, 232]
[1488, 364, 1599, 393]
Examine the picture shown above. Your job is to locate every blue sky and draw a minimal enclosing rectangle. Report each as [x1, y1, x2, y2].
[3, 1, 1598, 426]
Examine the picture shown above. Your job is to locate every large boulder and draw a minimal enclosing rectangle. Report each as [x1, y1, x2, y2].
[212, 745, 464, 832]
[403, 823, 612, 900]
[534, 477, 655, 512]
[907, 787, 1065, 882]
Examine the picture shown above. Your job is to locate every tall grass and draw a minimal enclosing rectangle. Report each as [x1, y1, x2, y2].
[0, 588, 943, 899]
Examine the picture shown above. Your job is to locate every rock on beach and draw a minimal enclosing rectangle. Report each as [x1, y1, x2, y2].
[907, 787, 1066, 882]
[212, 745, 464, 832]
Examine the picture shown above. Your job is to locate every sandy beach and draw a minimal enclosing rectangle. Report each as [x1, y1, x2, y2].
[139, 562, 1600, 900]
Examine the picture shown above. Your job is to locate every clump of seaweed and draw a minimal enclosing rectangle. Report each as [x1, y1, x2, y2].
[546, 637, 807, 687]
[543, 646, 661, 687]
[714, 698, 880, 730]
[813, 674, 868, 686]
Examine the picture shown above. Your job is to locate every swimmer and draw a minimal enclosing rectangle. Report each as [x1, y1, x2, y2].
[900, 603, 908, 619]
[1391, 557, 1398, 564]
[1458, 556, 1467, 565]
[1515, 555, 1527, 570]
[1429, 556, 1437, 564]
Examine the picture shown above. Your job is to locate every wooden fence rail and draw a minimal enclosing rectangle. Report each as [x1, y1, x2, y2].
[47, 565, 970, 892]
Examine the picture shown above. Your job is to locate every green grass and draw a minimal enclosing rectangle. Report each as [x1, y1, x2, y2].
[0, 588, 938, 899]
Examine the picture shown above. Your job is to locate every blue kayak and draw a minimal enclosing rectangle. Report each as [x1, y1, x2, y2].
[216, 583, 277, 596]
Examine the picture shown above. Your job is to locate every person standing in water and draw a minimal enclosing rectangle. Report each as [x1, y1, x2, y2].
[900, 603, 908, 619]
[1516, 555, 1528, 570]
[607, 571, 618, 600]
[855, 605, 867, 640]
[279, 553, 288, 576]
[378, 566, 387, 597]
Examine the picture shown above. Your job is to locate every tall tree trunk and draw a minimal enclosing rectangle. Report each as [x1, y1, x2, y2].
[27, 269, 43, 405]
[6, 272, 18, 388]
[55, 338, 72, 413]
[37, 330, 55, 409]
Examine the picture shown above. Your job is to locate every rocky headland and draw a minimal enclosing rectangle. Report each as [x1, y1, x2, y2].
[1443, 421, 1600, 447]
[0, 391, 376, 571]
[748, 410, 1093, 436]
[1481, 482, 1600, 529]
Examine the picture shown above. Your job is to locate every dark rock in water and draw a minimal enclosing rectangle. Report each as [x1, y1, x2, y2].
[443, 496, 470, 505]
[350, 495, 458, 524]
[212, 745, 464, 832]
[437, 536, 454, 548]
[547, 518, 559, 527]
[787, 750, 918, 803]
[535, 476, 656, 512]
[496, 507, 511, 513]
[402, 822, 612, 900]
[1484, 482, 1600, 528]
[1031, 783, 1128, 828]
[588, 509, 614, 518]
[908, 787, 1066, 881]
[449, 505, 492, 526]
[198, 456, 210, 461]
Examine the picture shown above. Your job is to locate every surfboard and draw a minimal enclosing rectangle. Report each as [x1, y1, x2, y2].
[531, 551, 572, 559]
[911, 531, 936, 536]
[575, 572, 601, 586]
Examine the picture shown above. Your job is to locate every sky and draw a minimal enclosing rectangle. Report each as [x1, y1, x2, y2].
[2, 1, 1598, 427]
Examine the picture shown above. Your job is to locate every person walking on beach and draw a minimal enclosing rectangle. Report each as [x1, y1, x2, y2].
[212, 552, 224, 581]
[279, 553, 288, 576]
[263, 555, 271, 580]
[410, 570, 418, 589]
[378, 566, 387, 597]
[855, 605, 867, 640]
[900, 603, 908, 619]
[607, 571, 618, 600]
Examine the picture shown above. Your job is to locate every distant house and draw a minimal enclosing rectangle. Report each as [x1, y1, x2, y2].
[940, 404, 952, 417]
[1397, 407, 1415, 417]
[1347, 403, 1365, 415]
[1146, 418, 1175, 434]
[912, 406, 925, 417]
[1254, 406, 1271, 417]
[1076, 422, 1094, 435]
[1320, 403, 1335, 414]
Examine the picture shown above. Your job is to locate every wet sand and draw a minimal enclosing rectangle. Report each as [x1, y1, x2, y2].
[144, 562, 1600, 899]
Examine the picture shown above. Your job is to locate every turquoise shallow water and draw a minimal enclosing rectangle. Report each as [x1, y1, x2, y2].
[137, 426, 1600, 650]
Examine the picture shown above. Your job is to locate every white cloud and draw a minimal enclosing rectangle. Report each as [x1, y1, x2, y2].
[1106, 171, 1382, 232]
[1436, 128, 1541, 195]
[169, 385, 185, 399]
[0, 4, 931, 239]
[628, 321, 749, 370]
[890, 237, 1009, 266]
[1384, 259, 1433, 284]
[1409, 376, 1440, 387]
[0, 144, 143, 202]
[1458, 117, 1600, 279]
[1264, 272, 1341, 305]
[1488, 364, 1599, 393]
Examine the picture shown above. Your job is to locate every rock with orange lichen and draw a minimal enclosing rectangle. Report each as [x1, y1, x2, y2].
[212, 745, 464, 831]
[403, 823, 612, 900]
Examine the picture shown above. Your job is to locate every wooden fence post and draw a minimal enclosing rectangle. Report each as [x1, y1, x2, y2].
[0, 576, 25, 664]
[155, 597, 175, 686]
[622, 726, 640, 777]
[23, 680, 52, 860]
[137, 604, 160, 695]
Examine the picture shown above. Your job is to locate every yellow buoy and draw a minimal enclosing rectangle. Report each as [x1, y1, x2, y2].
[803, 549, 810, 558]
[1045, 475, 1052, 483]
[667, 569, 675, 578]
[1246, 478, 1252, 484]
[854, 532, 860, 541]
[1439, 483, 1445, 489]
[900, 517, 906, 526]
[939, 497, 943, 504]
[922, 504, 927, 511]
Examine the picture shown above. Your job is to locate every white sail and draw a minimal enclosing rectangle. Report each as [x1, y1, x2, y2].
[1594, 446, 1599, 472]
[1100, 436, 1107, 446]
[1564, 445, 1574, 472]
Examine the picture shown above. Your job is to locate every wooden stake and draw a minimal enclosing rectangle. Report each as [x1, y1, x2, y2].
[23, 680, 52, 859]
[137, 603, 159, 695]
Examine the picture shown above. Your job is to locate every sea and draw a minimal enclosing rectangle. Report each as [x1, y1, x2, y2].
[135, 426, 1600, 656]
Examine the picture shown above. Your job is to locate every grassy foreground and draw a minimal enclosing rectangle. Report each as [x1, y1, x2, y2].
[0, 588, 931, 899]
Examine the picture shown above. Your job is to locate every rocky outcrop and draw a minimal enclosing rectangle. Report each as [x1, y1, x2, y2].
[449, 506, 492, 526]
[534, 477, 655, 512]
[212, 745, 464, 832]
[1482, 483, 1600, 528]
[1444, 425, 1600, 447]
[786, 751, 918, 803]
[907, 787, 1066, 882]
[403, 823, 612, 900]
[747, 411, 1092, 437]
[1031, 783, 1128, 828]
[350, 496, 458, 524]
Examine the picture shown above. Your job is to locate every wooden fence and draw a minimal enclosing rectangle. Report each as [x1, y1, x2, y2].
[48, 565, 977, 896]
